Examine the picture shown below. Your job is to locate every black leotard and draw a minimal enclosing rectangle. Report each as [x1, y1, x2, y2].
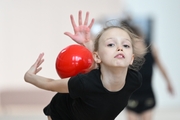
[44, 69, 142, 120]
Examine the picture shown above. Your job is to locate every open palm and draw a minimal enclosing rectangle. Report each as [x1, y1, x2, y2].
[64, 11, 94, 45]
[28, 53, 44, 75]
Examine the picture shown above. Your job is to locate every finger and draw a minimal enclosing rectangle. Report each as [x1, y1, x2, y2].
[78, 10, 82, 25]
[88, 18, 95, 29]
[35, 53, 44, 65]
[84, 11, 89, 25]
[70, 15, 77, 33]
[37, 58, 44, 68]
[32, 53, 44, 68]
[64, 32, 75, 39]
[64, 32, 79, 44]
[35, 67, 42, 74]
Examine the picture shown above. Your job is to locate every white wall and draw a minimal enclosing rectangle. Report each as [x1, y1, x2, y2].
[0, 0, 123, 110]
[0, 0, 179, 110]
[0, 0, 122, 90]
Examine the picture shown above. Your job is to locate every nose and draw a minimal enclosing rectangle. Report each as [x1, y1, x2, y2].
[117, 48, 123, 51]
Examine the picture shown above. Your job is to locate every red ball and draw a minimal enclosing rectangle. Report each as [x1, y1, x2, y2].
[56, 44, 94, 78]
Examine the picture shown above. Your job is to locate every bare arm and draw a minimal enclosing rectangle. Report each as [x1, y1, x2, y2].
[24, 53, 69, 93]
[151, 46, 174, 94]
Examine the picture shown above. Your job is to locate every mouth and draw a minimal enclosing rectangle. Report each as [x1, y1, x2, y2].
[114, 53, 125, 59]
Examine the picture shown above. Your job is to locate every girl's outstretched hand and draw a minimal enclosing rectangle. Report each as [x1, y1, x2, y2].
[26, 53, 44, 75]
[64, 10, 94, 45]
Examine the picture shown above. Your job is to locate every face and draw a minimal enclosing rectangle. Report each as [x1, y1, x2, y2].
[94, 28, 134, 68]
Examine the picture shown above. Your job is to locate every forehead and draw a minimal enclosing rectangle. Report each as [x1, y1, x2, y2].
[99, 28, 131, 42]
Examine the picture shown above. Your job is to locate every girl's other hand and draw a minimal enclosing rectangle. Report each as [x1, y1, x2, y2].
[26, 53, 44, 75]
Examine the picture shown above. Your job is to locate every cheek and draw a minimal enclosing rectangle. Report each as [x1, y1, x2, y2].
[98, 49, 105, 57]
[129, 54, 134, 64]
[98, 49, 112, 60]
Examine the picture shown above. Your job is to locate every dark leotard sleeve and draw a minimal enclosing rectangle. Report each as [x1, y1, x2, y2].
[68, 75, 84, 99]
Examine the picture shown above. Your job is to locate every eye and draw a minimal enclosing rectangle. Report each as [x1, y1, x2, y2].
[107, 43, 115, 47]
[123, 44, 130, 48]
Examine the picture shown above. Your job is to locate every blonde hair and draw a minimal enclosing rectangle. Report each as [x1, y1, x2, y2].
[94, 25, 147, 71]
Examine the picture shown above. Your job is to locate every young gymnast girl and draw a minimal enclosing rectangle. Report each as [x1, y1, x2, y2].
[24, 11, 146, 120]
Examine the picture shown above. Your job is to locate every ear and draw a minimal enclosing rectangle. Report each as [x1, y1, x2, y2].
[130, 54, 134, 65]
[93, 52, 101, 63]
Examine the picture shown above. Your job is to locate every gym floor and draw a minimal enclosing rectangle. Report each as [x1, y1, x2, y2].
[0, 90, 179, 120]
[0, 106, 179, 120]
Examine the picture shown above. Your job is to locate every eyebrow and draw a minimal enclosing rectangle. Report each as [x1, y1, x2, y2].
[105, 38, 131, 42]
[123, 38, 131, 42]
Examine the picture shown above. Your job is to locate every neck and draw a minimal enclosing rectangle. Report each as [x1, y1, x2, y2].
[100, 66, 128, 92]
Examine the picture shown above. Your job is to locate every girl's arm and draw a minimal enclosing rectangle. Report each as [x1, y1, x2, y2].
[24, 53, 69, 93]
[64, 10, 95, 52]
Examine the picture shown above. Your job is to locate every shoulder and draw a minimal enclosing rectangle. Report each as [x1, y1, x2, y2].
[78, 69, 100, 80]
[79, 69, 101, 86]
[68, 69, 101, 98]
[127, 69, 142, 78]
[68, 69, 100, 87]
[126, 69, 142, 87]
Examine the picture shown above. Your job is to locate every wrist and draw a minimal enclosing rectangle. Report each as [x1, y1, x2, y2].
[82, 40, 94, 52]
[24, 72, 33, 83]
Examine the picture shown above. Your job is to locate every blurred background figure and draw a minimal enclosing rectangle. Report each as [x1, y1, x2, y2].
[120, 16, 174, 120]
